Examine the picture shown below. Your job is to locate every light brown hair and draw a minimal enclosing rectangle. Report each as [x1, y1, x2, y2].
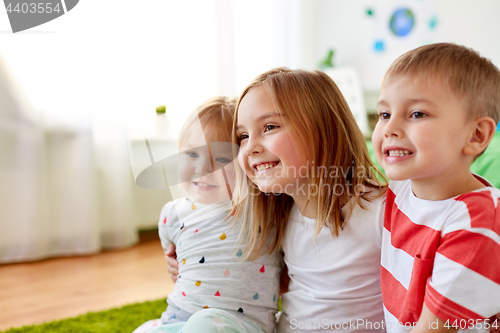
[231, 68, 387, 260]
[384, 42, 500, 124]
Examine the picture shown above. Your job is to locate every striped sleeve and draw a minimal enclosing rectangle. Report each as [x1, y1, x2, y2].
[426, 190, 500, 321]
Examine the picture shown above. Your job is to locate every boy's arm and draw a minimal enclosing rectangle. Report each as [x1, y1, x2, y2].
[418, 192, 500, 331]
[410, 304, 457, 333]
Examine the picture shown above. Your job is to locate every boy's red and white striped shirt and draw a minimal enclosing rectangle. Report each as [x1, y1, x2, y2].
[381, 177, 500, 332]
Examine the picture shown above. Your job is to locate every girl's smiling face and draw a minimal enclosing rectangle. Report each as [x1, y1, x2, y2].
[236, 85, 308, 197]
[178, 123, 235, 205]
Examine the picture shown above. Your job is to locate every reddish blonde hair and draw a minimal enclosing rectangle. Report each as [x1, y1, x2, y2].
[178, 96, 237, 149]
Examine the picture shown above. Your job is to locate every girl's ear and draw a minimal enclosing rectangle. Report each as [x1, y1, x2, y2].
[463, 117, 497, 156]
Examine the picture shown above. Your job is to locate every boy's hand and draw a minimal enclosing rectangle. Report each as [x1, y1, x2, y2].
[489, 313, 500, 333]
[410, 305, 500, 332]
[410, 304, 457, 333]
[165, 244, 179, 282]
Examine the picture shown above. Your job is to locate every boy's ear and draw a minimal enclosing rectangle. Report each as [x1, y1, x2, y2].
[463, 117, 497, 156]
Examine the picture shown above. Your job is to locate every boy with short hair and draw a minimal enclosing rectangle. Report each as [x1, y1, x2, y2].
[372, 42, 500, 332]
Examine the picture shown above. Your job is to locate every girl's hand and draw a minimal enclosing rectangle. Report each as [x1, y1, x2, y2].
[165, 243, 179, 282]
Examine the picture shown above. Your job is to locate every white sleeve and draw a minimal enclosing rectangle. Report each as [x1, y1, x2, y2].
[374, 194, 386, 248]
[158, 202, 173, 251]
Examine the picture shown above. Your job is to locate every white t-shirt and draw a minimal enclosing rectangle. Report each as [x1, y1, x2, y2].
[277, 193, 386, 332]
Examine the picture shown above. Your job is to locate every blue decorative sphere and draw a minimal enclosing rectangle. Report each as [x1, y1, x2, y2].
[390, 8, 415, 37]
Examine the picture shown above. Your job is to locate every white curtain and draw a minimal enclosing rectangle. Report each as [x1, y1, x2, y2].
[0, 0, 313, 264]
[0, 38, 137, 263]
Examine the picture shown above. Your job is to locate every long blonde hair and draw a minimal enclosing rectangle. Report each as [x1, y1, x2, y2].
[231, 68, 386, 260]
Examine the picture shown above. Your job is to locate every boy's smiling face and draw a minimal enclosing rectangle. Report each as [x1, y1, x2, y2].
[372, 75, 475, 189]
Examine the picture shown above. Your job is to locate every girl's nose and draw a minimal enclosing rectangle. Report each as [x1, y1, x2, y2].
[195, 154, 213, 175]
[245, 138, 263, 156]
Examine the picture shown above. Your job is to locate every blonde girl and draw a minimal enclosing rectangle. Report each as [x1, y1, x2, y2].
[233, 68, 387, 333]
[135, 96, 283, 333]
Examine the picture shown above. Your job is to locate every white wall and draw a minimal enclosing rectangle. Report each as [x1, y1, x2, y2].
[309, 0, 500, 91]
[437, 0, 500, 65]
[2, 0, 500, 232]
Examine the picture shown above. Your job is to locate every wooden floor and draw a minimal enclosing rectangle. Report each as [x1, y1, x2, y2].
[0, 239, 174, 331]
